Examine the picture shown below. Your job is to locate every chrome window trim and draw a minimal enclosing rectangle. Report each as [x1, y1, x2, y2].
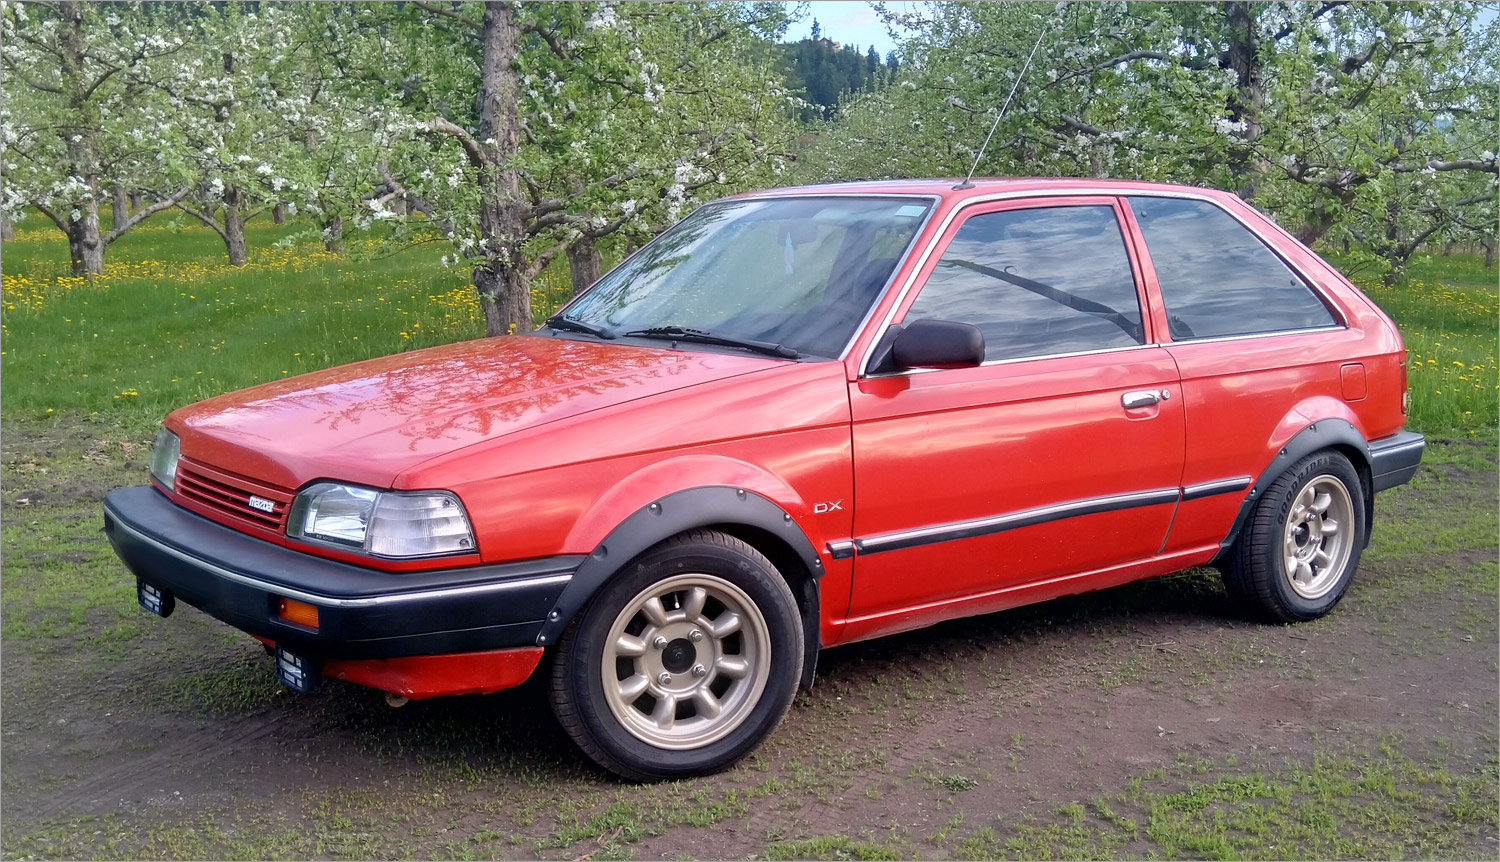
[856, 186, 1349, 378]
[110, 513, 574, 609]
[1164, 324, 1346, 348]
[865, 341, 1161, 379]
[547, 193, 941, 363]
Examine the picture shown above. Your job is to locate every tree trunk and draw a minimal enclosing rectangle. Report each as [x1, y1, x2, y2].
[57, 1, 105, 276]
[1, 218, 12, 241]
[323, 214, 344, 253]
[68, 211, 105, 276]
[111, 185, 129, 231]
[391, 195, 408, 217]
[1223, 2, 1266, 199]
[567, 235, 603, 297]
[1294, 207, 1338, 248]
[472, 1, 531, 337]
[272, 202, 287, 224]
[1484, 242, 1495, 269]
[474, 264, 532, 335]
[130, 189, 143, 212]
[223, 185, 248, 266]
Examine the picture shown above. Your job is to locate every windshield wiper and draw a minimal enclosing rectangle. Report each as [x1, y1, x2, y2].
[545, 313, 615, 340]
[622, 326, 800, 359]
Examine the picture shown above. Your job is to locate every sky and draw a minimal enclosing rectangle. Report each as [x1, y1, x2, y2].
[781, 1, 920, 56]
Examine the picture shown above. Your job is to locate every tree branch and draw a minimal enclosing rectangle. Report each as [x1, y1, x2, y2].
[428, 117, 492, 168]
[376, 163, 454, 235]
[522, 240, 565, 280]
[1393, 157, 1499, 175]
[1046, 48, 1217, 91]
[104, 186, 190, 244]
[1270, 1, 1346, 42]
[173, 202, 229, 241]
[410, 1, 480, 32]
[30, 199, 69, 233]
[520, 21, 570, 60]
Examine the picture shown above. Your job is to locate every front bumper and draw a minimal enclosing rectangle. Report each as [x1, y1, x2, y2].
[103, 485, 581, 663]
[1369, 430, 1425, 492]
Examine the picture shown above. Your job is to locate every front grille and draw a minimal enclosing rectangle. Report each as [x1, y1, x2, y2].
[174, 459, 293, 533]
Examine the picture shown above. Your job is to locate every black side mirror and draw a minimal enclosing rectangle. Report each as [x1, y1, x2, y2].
[890, 319, 985, 370]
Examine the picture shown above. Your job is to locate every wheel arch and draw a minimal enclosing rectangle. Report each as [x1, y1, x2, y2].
[1210, 417, 1375, 566]
[539, 486, 826, 689]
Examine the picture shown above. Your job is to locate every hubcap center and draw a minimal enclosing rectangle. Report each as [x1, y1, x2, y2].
[661, 638, 697, 674]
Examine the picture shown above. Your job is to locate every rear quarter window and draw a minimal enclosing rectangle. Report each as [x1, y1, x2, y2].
[1128, 196, 1337, 340]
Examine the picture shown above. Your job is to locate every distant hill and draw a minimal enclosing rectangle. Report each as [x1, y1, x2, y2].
[781, 19, 899, 122]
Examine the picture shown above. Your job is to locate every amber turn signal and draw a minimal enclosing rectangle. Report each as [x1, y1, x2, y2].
[276, 597, 319, 629]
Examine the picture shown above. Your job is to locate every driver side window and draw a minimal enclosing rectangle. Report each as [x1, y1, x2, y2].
[905, 205, 1144, 362]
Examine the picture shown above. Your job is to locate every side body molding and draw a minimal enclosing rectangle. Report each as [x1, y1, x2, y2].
[535, 486, 826, 685]
[1210, 419, 1373, 563]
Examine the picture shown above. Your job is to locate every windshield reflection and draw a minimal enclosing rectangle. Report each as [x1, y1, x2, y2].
[560, 197, 933, 358]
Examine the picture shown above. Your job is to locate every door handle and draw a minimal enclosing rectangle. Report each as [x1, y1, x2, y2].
[1122, 389, 1166, 409]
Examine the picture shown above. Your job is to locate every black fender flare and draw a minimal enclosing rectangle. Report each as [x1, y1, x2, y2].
[536, 486, 825, 687]
[1210, 419, 1374, 565]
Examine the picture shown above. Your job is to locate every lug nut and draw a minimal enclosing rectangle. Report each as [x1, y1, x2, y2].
[657, 672, 673, 685]
[691, 664, 708, 678]
[653, 636, 668, 649]
[688, 630, 704, 642]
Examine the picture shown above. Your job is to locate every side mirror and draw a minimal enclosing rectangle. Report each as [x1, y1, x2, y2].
[890, 319, 985, 370]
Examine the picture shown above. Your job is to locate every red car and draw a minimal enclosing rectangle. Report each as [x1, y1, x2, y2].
[105, 179, 1424, 780]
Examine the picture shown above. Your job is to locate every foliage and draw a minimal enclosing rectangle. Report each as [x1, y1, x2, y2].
[802, 1, 1498, 273]
[1, 0, 197, 273]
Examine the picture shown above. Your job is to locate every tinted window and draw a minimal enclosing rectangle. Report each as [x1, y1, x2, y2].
[904, 205, 1144, 362]
[563, 197, 931, 358]
[1127, 196, 1336, 339]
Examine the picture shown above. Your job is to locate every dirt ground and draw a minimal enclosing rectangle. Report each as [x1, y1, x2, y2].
[2, 418, 1496, 860]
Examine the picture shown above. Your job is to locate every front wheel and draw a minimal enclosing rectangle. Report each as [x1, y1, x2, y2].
[549, 530, 803, 781]
[1223, 450, 1366, 622]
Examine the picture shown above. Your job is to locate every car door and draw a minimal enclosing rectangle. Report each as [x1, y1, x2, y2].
[844, 197, 1186, 635]
[1119, 194, 1357, 556]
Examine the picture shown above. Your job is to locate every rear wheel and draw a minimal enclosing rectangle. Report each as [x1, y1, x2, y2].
[549, 530, 802, 781]
[1224, 450, 1365, 622]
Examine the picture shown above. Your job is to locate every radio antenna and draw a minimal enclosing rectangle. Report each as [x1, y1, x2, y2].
[954, 23, 1050, 190]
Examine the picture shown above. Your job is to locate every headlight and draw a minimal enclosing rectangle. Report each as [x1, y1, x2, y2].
[150, 428, 180, 490]
[287, 482, 476, 558]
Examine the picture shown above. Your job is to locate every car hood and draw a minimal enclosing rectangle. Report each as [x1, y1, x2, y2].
[169, 335, 778, 490]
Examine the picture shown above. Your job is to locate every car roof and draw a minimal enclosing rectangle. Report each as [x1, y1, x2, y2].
[734, 177, 1241, 206]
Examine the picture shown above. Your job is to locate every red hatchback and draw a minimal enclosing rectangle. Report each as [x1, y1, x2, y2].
[105, 179, 1424, 780]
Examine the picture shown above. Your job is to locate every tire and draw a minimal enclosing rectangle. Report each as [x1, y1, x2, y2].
[548, 529, 803, 781]
[1224, 450, 1366, 622]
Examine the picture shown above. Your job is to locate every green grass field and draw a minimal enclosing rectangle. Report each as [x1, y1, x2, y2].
[1, 216, 574, 422]
[2, 216, 1495, 435]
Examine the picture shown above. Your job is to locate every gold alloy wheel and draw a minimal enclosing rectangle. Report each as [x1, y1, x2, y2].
[1282, 473, 1356, 600]
[599, 572, 773, 750]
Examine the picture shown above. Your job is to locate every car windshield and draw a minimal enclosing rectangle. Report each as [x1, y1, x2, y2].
[556, 196, 933, 359]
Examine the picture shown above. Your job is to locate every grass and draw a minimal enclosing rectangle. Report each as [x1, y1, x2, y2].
[1346, 253, 1499, 436]
[0, 214, 576, 420]
[952, 739, 1499, 861]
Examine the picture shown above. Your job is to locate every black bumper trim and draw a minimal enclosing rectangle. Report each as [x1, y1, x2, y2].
[1369, 431, 1425, 492]
[107, 511, 572, 608]
[103, 485, 580, 659]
